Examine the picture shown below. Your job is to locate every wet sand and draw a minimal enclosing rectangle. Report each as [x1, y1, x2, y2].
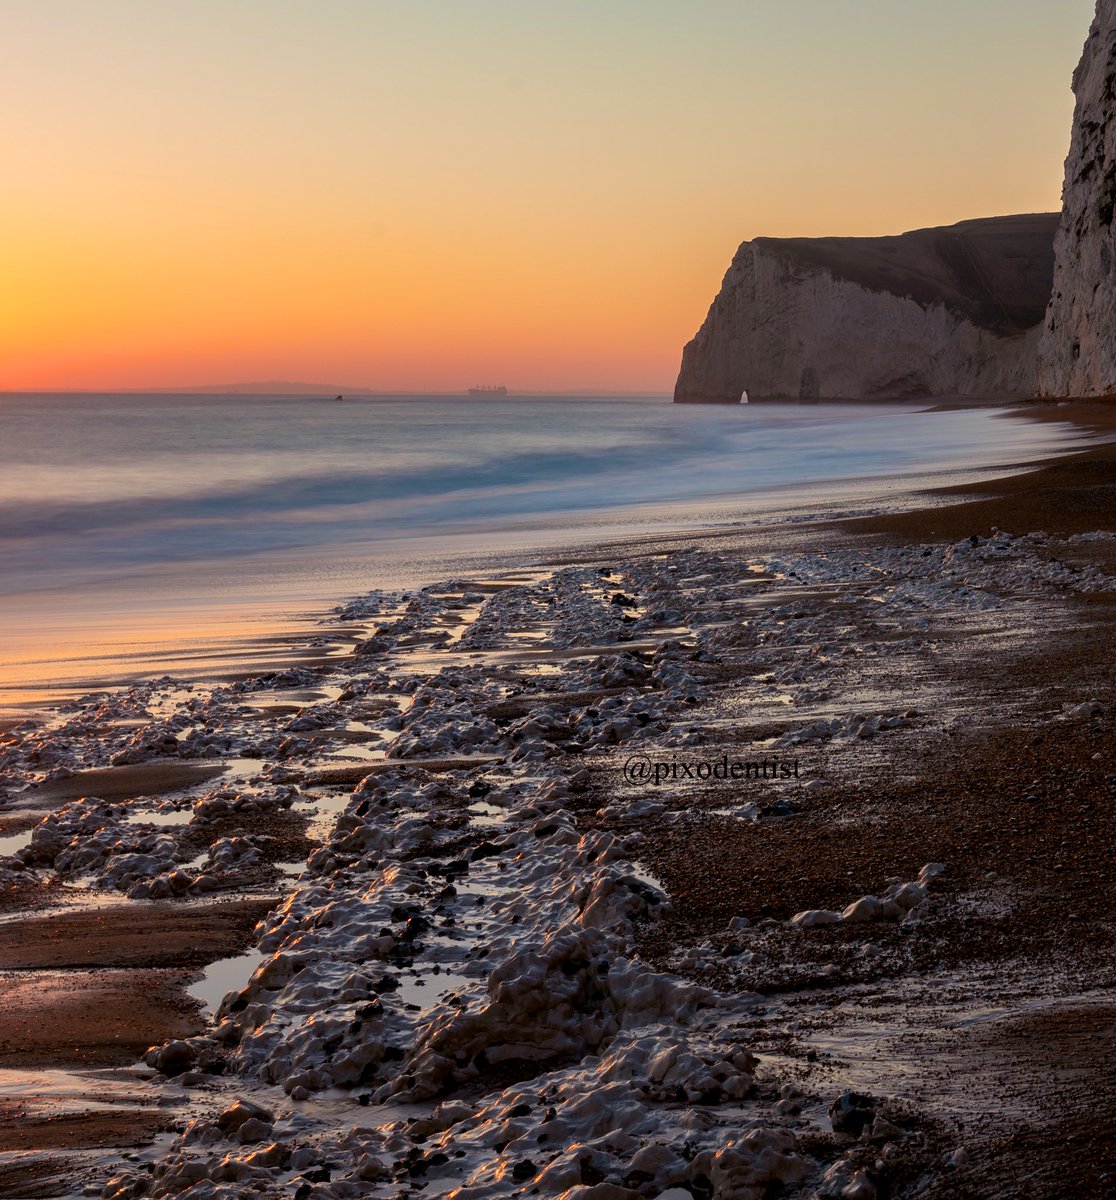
[0, 971, 202, 1069]
[17, 763, 229, 809]
[854, 399, 1116, 542]
[0, 903, 278, 1193]
[0, 899, 275, 971]
[1, 1107, 178, 1156]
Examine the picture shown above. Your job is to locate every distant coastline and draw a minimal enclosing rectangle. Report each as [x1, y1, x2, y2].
[147, 380, 379, 396]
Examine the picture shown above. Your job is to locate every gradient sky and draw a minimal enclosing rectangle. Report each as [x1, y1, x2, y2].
[0, 0, 1098, 393]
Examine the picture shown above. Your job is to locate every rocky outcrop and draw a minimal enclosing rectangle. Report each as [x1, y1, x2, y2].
[676, 0, 1116, 405]
[1038, 0, 1116, 398]
[674, 215, 1059, 403]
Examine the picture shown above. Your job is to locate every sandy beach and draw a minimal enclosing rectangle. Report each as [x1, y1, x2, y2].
[1, 399, 1114, 1199]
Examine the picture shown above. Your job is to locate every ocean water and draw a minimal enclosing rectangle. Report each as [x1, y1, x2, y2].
[0, 392, 1087, 702]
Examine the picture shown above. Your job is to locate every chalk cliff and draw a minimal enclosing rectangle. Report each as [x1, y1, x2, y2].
[674, 215, 1059, 403]
[1038, 0, 1116, 398]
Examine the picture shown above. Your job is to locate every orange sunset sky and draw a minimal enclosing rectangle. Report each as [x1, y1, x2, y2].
[1, 0, 1097, 394]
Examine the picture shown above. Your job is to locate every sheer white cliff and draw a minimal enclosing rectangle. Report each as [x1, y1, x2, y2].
[1038, 0, 1116, 398]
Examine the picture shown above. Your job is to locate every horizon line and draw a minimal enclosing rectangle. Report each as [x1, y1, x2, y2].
[0, 385, 675, 398]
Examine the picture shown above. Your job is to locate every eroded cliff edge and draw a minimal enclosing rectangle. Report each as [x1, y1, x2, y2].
[674, 214, 1059, 404]
[1038, 0, 1116, 398]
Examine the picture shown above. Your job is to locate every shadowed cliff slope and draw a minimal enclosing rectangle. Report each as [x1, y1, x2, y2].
[763, 215, 1058, 337]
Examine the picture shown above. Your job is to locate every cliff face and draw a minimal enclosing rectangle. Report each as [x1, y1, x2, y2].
[675, 215, 1058, 403]
[1038, 0, 1116, 398]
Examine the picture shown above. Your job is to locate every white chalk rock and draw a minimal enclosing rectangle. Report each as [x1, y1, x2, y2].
[790, 909, 843, 928]
[699, 1128, 811, 1199]
[1039, 0, 1116, 397]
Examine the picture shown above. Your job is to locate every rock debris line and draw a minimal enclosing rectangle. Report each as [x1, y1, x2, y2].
[1, 529, 1113, 1199]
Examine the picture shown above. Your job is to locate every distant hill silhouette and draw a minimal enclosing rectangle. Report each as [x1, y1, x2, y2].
[152, 381, 378, 396]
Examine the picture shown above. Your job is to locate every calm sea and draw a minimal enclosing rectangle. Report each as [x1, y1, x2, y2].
[0, 392, 1087, 702]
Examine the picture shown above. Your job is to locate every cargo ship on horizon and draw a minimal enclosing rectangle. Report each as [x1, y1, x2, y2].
[467, 384, 508, 396]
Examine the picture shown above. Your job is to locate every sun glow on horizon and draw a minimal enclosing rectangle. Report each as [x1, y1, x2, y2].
[0, 0, 1096, 393]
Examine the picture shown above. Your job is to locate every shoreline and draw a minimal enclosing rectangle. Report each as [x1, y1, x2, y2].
[0, 398, 1096, 717]
[2, 399, 1115, 1198]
